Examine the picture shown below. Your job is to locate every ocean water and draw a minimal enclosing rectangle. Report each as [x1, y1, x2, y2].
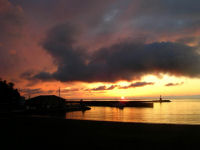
[65, 99, 200, 125]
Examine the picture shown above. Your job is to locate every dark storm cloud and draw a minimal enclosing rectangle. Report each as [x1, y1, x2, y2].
[165, 82, 184, 87]
[107, 85, 117, 90]
[88, 82, 153, 91]
[10, 0, 115, 29]
[11, 0, 200, 39]
[89, 85, 117, 91]
[132, 0, 200, 16]
[119, 82, 154, 89]
[160, 0, 200, 14]
[6, 0, 200, 43]
[33, 23, 200, 83]
[20, 71, 35, 80]
[117, 0, 200, 39]
[8, 0, 200, 84]
[20, 88, 54, 95]
[91, 86, 108, 91]
[20, 88, 43, 95]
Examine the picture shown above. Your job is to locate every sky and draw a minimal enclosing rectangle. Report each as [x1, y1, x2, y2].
[1, 0, 200, 99]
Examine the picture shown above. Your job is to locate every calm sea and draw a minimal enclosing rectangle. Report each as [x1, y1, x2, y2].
[65, 99, 200, 125]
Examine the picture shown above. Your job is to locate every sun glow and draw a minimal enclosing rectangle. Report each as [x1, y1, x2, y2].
[99, 74, 200, 98]
[121, 96, 125, 100]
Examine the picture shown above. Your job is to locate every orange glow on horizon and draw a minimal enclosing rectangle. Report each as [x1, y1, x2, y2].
[18, 74, 200, 99]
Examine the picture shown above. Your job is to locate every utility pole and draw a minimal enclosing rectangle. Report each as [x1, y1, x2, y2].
[58, 87, 61, 97]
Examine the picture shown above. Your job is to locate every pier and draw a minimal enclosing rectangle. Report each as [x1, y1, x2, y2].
[67, 100, 154, 108]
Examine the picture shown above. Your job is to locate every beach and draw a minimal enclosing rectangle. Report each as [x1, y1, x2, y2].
[4, 116, 200, 149]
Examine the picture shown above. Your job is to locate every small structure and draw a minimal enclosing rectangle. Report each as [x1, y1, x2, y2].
[160, 95, 162, 102]
[25, 95, 66, 113]
[152, 95, 171, 103]
[25, 95, 91, 113]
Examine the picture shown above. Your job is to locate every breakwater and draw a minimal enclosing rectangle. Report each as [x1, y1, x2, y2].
[67, 100, 153, 108]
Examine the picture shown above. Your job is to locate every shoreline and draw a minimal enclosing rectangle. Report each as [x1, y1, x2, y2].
[4, 115, 200, 149]
[12, 110, 200, 125]
[28, 115, 200, 126]
[11, 115, 200, 127]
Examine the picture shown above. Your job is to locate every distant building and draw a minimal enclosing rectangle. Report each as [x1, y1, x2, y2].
[25, 95, 66, 112]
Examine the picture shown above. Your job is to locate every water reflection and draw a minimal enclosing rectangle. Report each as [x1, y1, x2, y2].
[66, 99, 200, 125]
[66, 106, 153, 123]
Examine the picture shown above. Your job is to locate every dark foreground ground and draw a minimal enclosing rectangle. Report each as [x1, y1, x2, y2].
[2, 115, 200, 149]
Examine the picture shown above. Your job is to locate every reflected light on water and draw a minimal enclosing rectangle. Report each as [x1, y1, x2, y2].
[66, 99, 200, 125]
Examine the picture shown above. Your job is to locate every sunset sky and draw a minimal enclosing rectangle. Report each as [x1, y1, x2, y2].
[1, 0, 200, 99]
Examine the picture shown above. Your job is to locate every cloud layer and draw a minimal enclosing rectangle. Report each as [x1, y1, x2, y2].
[0, 0, 24, 76]
[165, 82, 184, 87]
[33, 23, 200, 83]
[1, 0, 200, 90]
[119, 82, 154, 89]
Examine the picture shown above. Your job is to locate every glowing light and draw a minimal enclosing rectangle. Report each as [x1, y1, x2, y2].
[121, 96, 125, 100]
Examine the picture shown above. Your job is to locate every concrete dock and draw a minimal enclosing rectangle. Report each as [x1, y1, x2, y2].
[67, 100, 154, 108]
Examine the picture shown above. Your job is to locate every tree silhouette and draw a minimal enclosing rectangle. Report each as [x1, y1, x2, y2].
[0, 78, 21, 105]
